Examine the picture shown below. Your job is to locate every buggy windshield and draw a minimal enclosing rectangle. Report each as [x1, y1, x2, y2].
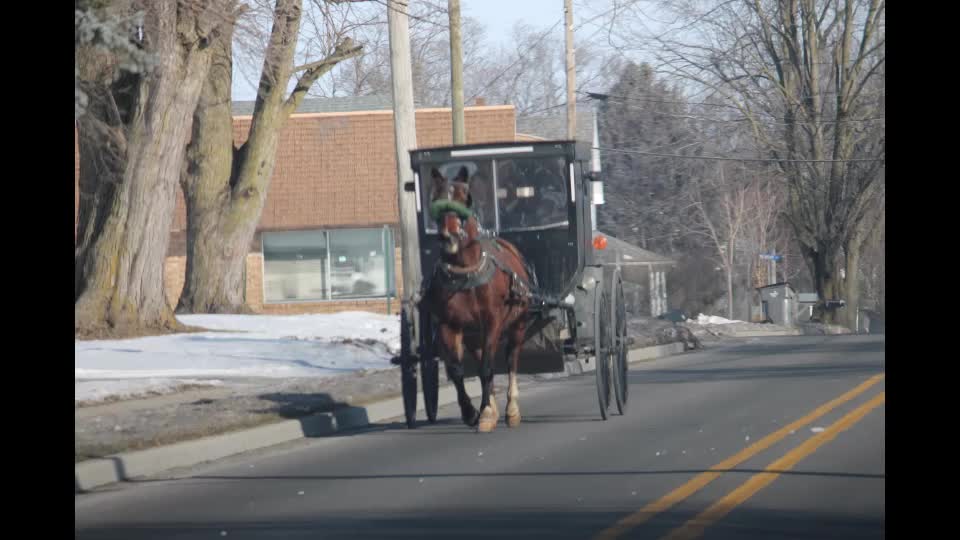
[419, 156, 569, 233]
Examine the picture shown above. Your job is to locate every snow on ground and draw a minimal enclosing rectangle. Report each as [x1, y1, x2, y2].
[75, 312, 400, 404]
[688, 313, 743, 325]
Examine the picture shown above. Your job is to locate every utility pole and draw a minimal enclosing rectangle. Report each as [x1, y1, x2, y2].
[448, 0, 465, 144]
[387, 0, 421, 339]
[564, 0, 576, 140]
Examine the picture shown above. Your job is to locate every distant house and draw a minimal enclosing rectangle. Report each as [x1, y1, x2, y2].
[592, 231, 676, 317]
[76, 95, 517, 315]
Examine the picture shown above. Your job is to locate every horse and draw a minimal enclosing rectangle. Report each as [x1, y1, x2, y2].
[421, 166, 534, 433]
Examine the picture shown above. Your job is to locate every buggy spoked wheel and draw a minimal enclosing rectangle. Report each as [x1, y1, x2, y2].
[595, 287, 613, 420]
[400, 310, 418, 429]
[612, 270, 629, 415]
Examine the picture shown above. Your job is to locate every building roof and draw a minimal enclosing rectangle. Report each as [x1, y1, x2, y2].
[231, 95, 416, 116]
[593, 231, 675, 266]
[515, 111, 596, 145]
[757, 282, 796, 291]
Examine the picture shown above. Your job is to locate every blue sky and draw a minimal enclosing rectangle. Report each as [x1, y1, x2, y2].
[463, 0, 566, 44]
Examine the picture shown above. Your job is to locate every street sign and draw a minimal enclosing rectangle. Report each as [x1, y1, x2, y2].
[759, 254, 782, 261]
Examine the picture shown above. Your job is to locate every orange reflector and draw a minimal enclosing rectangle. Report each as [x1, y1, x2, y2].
[593, 235, 608, 250]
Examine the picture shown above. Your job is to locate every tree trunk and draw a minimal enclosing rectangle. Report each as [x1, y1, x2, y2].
[176, 22, 254, 314]
[805, 244, 841, 325]
[843, 241, 861, 331]
[176, 1, 361, 313]
[75, 1, 230, 338]
[725, 252, 735, 321]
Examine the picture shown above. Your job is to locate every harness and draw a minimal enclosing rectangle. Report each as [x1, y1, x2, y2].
[425, 200, 535, 303]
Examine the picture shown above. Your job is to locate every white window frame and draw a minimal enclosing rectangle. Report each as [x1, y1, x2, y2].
[260, 227, 396, 304]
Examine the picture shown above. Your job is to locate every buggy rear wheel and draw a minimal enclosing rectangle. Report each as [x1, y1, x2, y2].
[612, 270, 629, 415]
[595, 287, 613, 420]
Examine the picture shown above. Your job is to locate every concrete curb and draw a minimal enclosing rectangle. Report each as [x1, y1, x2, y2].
[75, 342, 686, 492]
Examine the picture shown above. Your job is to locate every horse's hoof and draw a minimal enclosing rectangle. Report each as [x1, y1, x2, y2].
[506, 414, 521, 428]
[476, 406, 498, 433]
[463, 407, 480, 427]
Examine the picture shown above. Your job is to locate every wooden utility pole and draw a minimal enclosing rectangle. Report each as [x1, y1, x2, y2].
[448, 0, 465, 144]
[564, 0, 576, 140]
[387, 0, 421, 330]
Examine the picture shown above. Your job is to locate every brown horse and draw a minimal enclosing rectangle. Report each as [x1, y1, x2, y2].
[422, 166, 533, 432]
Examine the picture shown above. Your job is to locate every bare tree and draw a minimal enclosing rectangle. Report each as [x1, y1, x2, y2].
[232, 0, 452, 102]
[606, 0, 885, 325]
[736, 174, 785, 318]
[686, 164, 754, 320]
[176, 0, 362, 313]
[75, 0, 238, 338]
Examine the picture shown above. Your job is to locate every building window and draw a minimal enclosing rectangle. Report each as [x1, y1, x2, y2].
[262, 227, 395, 303]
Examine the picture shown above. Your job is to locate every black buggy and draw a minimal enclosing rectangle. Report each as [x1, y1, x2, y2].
[396, 140, 628, 427]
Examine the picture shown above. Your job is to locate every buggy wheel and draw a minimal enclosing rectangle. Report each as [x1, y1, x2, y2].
[612, 270, 629, 415]
[595, 286, 613, 420]
[400, 310, 418, 429]
[421, 355, 439, 423]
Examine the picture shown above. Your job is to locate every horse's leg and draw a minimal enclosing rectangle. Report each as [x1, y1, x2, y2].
[477, 321, 502, 433]
[505, 320, 525, 428]
[472, 346, 498, 420]
[440, 325, 478, 426]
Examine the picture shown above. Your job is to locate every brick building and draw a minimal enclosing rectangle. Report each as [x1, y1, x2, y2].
[76, 96, 517, 315]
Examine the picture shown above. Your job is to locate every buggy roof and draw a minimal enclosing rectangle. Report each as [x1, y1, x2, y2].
[410, 140, 587, 168]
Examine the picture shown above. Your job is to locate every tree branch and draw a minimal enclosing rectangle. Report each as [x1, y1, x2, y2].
[283, 37, 363, 117]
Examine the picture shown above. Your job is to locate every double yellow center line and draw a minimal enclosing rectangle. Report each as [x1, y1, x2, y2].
[593, 373, 885, 540]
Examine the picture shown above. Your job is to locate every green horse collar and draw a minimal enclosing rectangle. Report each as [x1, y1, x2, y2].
[430, 199, 474, 221]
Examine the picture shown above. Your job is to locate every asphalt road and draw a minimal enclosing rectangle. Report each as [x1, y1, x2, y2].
[75, 334, 885, 540]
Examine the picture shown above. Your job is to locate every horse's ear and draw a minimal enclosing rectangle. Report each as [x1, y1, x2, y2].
[430, 167, 446, 200]
[455, 166, 469, 184]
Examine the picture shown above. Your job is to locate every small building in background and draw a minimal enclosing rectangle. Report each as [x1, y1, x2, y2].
[591, 231, 675, 317]
[757, 282, 798, 326]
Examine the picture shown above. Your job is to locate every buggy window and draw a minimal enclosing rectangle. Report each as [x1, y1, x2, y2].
[496, 157, 568, 231]
[419, 160, 496, 232]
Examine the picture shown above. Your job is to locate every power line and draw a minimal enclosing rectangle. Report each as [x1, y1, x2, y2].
[603, 102, 884, 127]
[595, 146, 884, 163]
[516, 97, 595, 118]
[585, 92, 885, 124]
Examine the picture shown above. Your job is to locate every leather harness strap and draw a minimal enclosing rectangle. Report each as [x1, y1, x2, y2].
[428, 237, 533, 302]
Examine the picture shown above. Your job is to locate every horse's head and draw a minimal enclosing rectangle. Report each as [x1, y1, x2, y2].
[430, 166, 480, 256]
